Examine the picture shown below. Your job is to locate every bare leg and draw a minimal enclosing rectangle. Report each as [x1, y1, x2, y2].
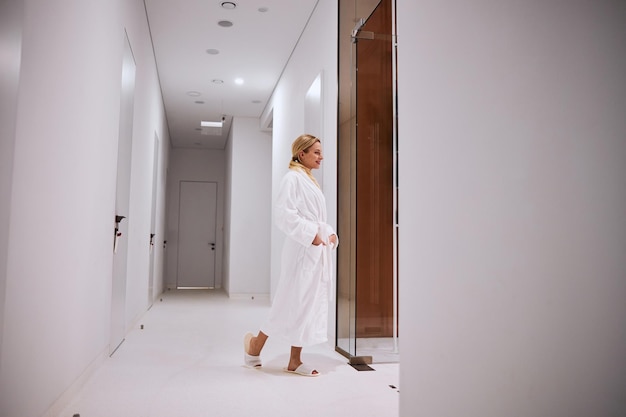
[247, 331, 268, 356]
[288, 346, 318, 375]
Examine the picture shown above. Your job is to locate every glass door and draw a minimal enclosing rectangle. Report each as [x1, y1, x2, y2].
[336, 0, 398, 364]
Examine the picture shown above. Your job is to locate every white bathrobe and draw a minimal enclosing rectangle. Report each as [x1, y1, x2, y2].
[261, 168, 337, 347]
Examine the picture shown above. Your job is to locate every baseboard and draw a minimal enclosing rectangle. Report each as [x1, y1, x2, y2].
[165, 284, 223, 290]
[43, 347, 109, 417]
[228, 293, 270, 301]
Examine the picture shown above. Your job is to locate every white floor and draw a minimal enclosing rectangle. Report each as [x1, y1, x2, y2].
[57, 289, 399, 417]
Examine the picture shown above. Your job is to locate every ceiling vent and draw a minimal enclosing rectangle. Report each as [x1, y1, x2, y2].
[200, 116, 226, 136]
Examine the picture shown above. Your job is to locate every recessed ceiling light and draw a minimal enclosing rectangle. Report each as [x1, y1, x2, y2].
[217, 20, 233, 27]
[221, 1, 237, 9]
[201, 120, 224, 128]
[206, 49, 220, 55]
[212, 79, 224, 84]
[187, 91, 201, 97]
[195, 100, 205, 104]
[258, 7, 269, 13]
[234, 78, 244, 85]
[252, 100, 262, 104]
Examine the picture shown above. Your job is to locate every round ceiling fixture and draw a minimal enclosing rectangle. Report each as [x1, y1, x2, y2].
[221, 1, 237, 9]
[258, 7, 269, 13]
[217, 20, 233, 27]
[186, 91, 201, 97]
[206, 49, 220, 55]
[212, 79, 224, 84]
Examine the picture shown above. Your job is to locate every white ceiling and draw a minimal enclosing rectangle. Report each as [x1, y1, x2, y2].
[144, 0, 319, 149]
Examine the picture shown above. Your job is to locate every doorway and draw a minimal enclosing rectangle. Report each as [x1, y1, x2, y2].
[176, 181, 218, 288]
[336, 0, 398, 363]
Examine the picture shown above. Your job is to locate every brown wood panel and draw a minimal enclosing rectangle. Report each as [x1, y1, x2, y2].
[355, 0, 394, 338]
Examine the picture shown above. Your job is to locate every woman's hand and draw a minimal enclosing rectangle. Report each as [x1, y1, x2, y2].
[312, 234, 337, 246]
[312, 234, 325, 246]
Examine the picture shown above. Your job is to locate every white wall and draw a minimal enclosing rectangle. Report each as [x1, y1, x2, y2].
[266, 0, 338, 340]
[123, 0, 171, 332]
[166, 148, 225, 289]
[397, 1, 626, 416]
[224, 117, 272, 297]
[0, 0, 170, 416]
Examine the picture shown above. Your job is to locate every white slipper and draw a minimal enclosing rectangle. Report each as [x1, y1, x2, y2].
[284, 363, 319, 377]
[243, 332, 262, 368]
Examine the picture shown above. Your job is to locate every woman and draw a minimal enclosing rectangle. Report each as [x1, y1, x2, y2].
[243, 134, 338, 377]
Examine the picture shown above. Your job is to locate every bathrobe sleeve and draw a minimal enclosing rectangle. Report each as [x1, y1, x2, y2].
[274, 171, 319, 247]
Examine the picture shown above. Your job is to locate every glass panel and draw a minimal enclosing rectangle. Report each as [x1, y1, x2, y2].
[336, 0, 398, 364]
[336, 0, 359, 359]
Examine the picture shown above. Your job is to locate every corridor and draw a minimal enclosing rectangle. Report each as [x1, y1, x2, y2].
[56, 290, 399, 417]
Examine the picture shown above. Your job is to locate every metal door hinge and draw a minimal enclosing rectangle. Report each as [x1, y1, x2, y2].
[351, 18, 374, 43]
[351, 17, 395, 43]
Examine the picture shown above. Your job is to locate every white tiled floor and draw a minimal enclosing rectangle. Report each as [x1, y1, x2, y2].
[58, 289, 399, 417]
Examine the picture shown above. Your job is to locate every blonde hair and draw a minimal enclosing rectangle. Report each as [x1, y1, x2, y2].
[289, 134, 321, 188]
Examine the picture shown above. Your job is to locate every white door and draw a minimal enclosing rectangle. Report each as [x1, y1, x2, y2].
[147, 133, 159, 306]
[177, 181, 217, 288]
[111, 33, 135, 355]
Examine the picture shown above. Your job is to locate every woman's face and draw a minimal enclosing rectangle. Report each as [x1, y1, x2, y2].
[299, 141, 323, 170]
